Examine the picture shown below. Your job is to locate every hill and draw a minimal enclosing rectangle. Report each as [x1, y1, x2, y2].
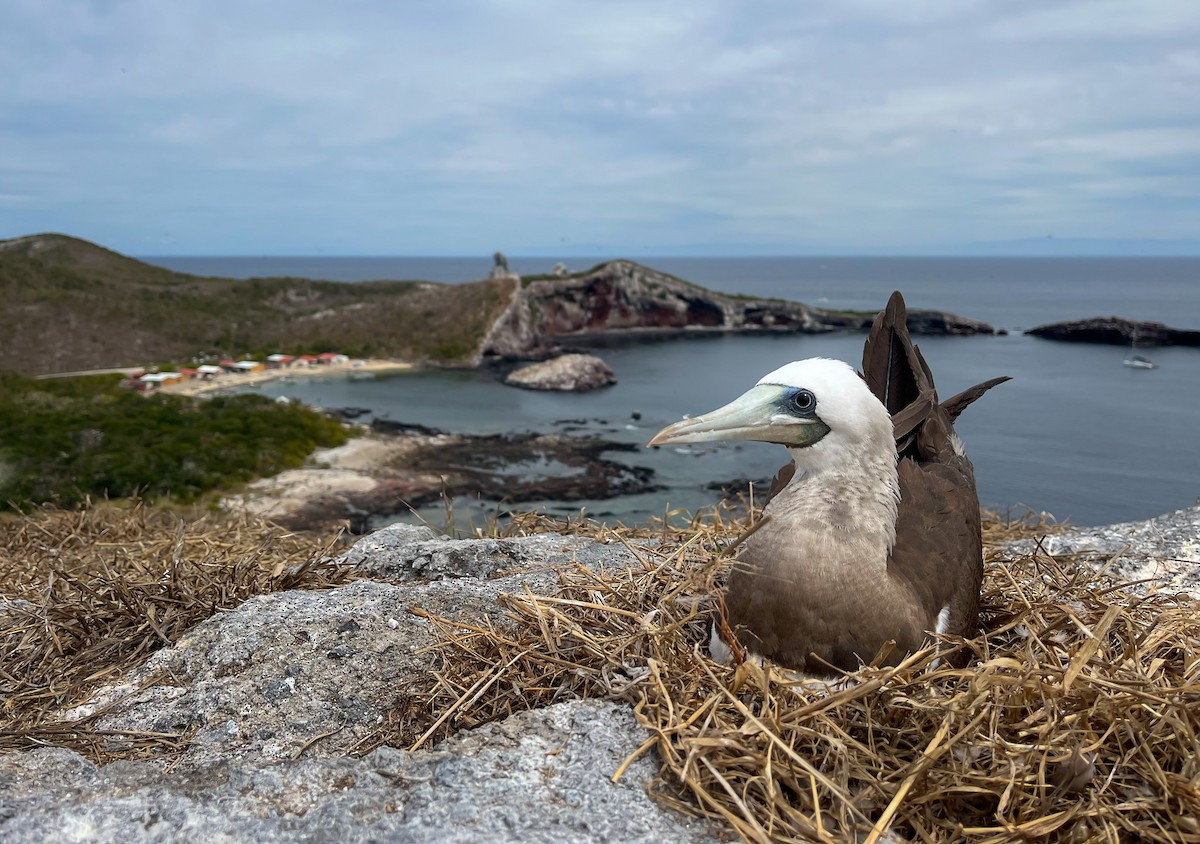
[0, 234, 516, 374]
[1, 234, 996, 376]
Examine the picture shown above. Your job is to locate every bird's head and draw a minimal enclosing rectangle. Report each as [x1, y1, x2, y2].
[648, 358, 894, 473]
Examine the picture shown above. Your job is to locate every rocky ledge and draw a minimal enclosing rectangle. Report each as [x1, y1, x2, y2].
[481, 260, 997, 360]
[1026, 316, 1200, 346]
[2, 505, 1198, 842]
[504, 353, 617, 392]
[0, 526, 720, 844]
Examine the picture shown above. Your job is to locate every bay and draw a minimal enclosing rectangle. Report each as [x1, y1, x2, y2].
[148, 255, 1200, 527]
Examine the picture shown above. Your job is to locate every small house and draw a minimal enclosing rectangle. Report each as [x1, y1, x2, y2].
[139, 372, 184, 390]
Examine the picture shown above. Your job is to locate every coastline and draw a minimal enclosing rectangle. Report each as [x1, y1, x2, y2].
[160, 358, 416, 397]
[223, 432, 424, 526]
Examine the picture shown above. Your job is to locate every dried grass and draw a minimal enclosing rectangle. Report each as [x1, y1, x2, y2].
[2, 499, 1196, 842]
[374, 507, 1200, 843]
[0, 502, 352, 757]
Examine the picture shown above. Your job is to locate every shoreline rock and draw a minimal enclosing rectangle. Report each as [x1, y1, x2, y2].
[504, 354, 617, 392]
[1026, 316, 1200, 346]
[226, 430, 658, 534]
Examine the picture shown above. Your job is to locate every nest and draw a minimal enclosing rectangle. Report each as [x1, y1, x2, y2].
[371, 509, 1200, 843]
[0, 503, 351, 757]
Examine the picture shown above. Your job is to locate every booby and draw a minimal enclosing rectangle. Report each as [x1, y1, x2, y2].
[649, 292, 1008, 675]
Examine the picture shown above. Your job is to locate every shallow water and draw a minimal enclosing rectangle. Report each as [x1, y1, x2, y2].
[252, 330, 1200, 527]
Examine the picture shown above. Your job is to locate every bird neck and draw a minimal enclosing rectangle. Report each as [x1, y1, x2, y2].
[766, 443, 900, 572]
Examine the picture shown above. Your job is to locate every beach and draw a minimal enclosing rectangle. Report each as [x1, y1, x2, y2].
[224, 432, 426, 527]
[161, 358, 415, 397]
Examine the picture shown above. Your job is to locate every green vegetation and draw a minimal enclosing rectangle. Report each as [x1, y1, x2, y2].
[0, 372, 347, 508]
[0, 234, 515, 374]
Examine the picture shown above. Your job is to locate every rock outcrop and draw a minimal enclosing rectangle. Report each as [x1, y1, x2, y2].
[0, 527, 721, 843]
[505, 354, 617, 392]
[1026, 316, 1200, 346]
[1000, 503, 1200, 595]
[227, 431, 657, 534]
[4, 505, 1200, 841]
[481, 260, 996, 360]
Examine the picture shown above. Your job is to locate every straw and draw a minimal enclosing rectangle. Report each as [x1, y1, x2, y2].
[364, 507, 1200, 843]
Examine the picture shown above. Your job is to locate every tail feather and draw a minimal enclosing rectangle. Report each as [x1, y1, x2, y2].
[769, 291, 1008, 504]
[862, 291, 1007, 459]
[941, 376, 1012, 421]
[862, 291, 928, 416]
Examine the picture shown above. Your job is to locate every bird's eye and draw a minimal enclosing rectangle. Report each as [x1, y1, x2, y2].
[788, 389, 816, 414]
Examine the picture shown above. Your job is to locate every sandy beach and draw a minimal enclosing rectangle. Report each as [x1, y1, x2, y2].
[226, 433, 426, 523]
[161, 358, 415, 397]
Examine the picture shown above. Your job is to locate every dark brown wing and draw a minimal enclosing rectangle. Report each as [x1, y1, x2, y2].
[862, 290, 1006, 641]
[767, 293, 1006, 506]
[890, 455, 984, 644]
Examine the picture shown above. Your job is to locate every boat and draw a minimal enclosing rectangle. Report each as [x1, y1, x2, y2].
[1122, 354, 1157, 370]
[1123, 329, 1158, 370]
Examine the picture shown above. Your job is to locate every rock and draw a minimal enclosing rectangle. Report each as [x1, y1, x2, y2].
[999, 504, 1200, 597]
[0, 702, 720, 844]
[337, 524, 637, 582]
[488, 251, 519, 281]
[814, 307, 996, 336]
[1025, 316, 1200, 346]
[5, 506, 1200, 841]
[232, 431, 659, 534]
[505, 354, 617, 392]
[47, 532, 640, 766]
[0, 531, 722, 843]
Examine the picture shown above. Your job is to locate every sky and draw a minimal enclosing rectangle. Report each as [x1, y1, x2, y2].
[2, 0, 1199, 256]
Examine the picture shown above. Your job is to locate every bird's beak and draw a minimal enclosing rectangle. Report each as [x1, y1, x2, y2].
[648, 385, 829, 447]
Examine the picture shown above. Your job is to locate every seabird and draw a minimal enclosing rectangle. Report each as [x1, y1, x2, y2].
[649, 292, 1008, 675]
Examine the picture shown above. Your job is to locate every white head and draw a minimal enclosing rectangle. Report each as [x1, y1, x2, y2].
[648, 357, 896, 476]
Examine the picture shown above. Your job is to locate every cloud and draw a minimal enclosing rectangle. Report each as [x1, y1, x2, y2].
[0, 0, 1197, 252]
[987, 0, 1200, 40]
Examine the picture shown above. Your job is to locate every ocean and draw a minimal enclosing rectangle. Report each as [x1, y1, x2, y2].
[148, 255, 1200, 527]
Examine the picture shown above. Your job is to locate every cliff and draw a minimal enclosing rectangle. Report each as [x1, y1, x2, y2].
[481, 259, 995, 360]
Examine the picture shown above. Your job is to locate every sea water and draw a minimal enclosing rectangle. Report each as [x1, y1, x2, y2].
[148, 255, 1200, 526]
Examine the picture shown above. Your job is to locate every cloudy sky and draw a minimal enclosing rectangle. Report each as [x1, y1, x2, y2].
[2, 0, 1199, 255]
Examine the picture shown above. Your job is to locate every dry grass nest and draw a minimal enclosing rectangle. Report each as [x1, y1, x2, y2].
[0, 502, 350, 758]
[2, 503, 1198, 842]
[372, 508, 1200, 843]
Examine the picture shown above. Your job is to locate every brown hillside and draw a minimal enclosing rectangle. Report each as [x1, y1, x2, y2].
[0, 234, 515, 374]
